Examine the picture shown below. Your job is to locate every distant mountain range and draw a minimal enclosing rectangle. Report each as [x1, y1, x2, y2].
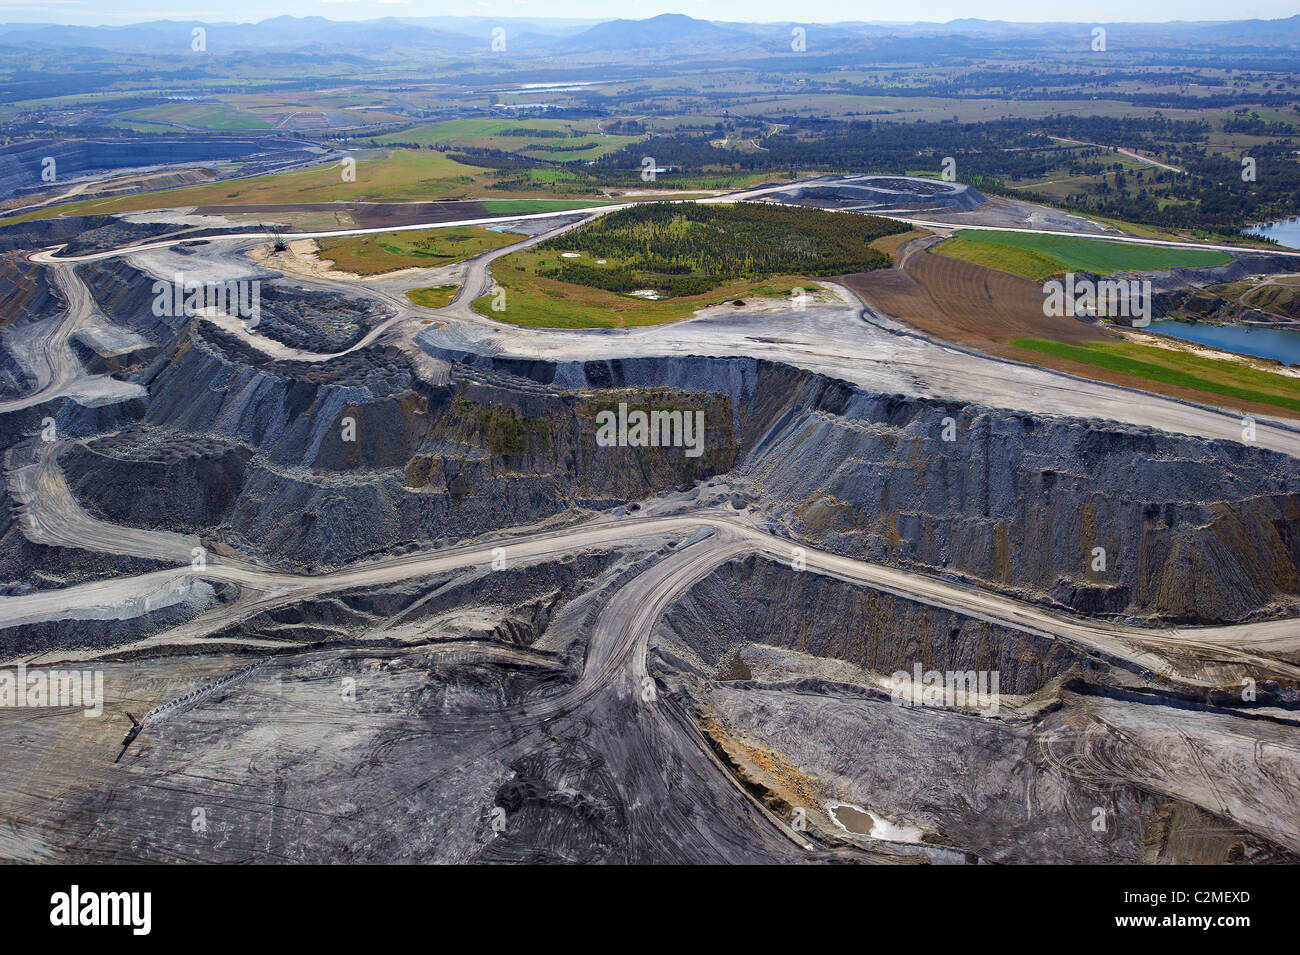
[0, 13, 1295, 58]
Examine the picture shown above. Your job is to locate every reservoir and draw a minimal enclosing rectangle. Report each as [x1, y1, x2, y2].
[1148, 320, 1300, 365]
[1247, 217, 1300, 250]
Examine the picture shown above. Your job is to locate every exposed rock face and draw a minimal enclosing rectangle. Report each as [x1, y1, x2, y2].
[69, 335, 158, 377]
[76, 256, 392, 356]
[1134, 250, 1300, 295]
[76, 258, 187, 344]
[0, 253, 59, 328]
[0, 471, 171, 596]
[0, 579, 228, 658]
[43, 306, 1300, 616]
[660, 554, 1096, 694]
[61, 429, 253, 534]
[1154, 285, 1300, 330]
[0, 345, 34, 399]
[427, 354, 1300, 624]
[246, 284, 390, 353]
[3, 247, 1287, 621]
[0, 254, 62, 397]
[0, 215, 177, 256]
[3, 233, 1299, 867]
[55, 324, 736, 568]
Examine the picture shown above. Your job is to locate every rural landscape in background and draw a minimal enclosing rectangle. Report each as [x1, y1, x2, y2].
[0, 6, 1298, 870]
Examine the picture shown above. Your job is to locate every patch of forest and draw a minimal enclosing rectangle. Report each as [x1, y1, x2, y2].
[584, 116, 1300, 234]
[532, 202, 908, 297]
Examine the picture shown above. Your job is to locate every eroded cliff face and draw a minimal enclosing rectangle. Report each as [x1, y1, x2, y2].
[0, 253, 59, 329]
[52, 322, 737, 568]
[420, 354, 1300, 624]
[658, 554, 1095, 695]
[61, 429, 253, 534]
[10, 254, 1298, 621]
[732, 361, 1300, 623]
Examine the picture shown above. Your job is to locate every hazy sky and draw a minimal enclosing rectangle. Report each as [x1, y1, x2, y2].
[1, 0, 1296, 25]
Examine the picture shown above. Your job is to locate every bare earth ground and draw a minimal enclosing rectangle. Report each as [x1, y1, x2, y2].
[197, 200, 493, 230]
[841, 235, 1300, 421]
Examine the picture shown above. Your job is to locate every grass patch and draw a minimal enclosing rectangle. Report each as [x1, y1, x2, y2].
[937, 230, 1233, 282]
[480, 199, 613, 214]
[315, 226, 519, 276]
[366, 118, 643, 161]
[869, 227, 929, 258]
[405, 285, 458, 309]
[476, 257, 809, 328]
[122, 102, 272, 130]
[3, 150, 492, 222]
[1010, 337, 1300, 413]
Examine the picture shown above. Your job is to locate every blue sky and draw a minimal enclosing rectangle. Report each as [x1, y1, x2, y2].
[1, 0, 1295, 25]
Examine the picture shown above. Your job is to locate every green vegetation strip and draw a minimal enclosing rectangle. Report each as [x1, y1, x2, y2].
[474, 267, 807, 329]
[938, 230, 1232, 282]
[1011, 337, 1300, 413]
[480, 199, 613, 214]
[317, 226, 518, 276]
[405, 285, 458, 309]
[366, 118, 643, 161]
[2, 150, 493, 223]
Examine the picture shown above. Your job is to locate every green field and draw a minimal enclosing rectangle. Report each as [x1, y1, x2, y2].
[122, 102, 272, 130]
[937, 230, 1233, 282]
[316, 226, 520, 275]
[405, 285, 459, 309]
[476, 258, 809, 329]
[3, 150, 496, 222]
[480, 199, 613, 214]
[367, 118, 643, 162]
[1011, 337, 1300, 413]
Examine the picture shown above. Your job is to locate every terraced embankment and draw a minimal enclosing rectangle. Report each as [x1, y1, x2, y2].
[0, 197, 1298, 865]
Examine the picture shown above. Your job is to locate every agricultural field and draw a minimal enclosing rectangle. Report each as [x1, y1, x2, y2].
[315, 226, 521, 276]
[366, 118, 644, 161]
[868, 227, 929, 258]
[1011, 337, 1300, 414]
[479, 198, 614, 214]
[119, 101, 272, 130]
[840, 239, 1300, 416]
[3, 150, 494, 221]
[934, 229, 1233, 281]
